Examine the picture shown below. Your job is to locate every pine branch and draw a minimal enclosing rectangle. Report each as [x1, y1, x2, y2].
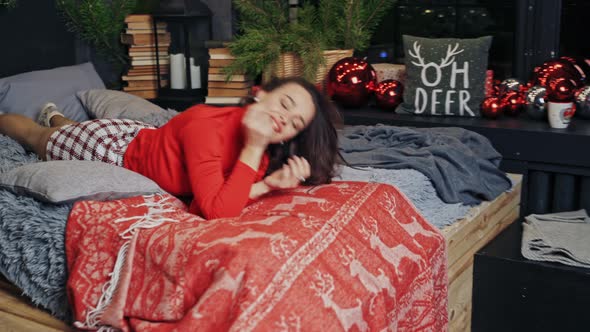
[0, 0, 17, 8]
[56, 0, 136, 65]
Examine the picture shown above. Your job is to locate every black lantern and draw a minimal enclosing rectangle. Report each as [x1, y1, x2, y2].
[152, 0, 211, 110]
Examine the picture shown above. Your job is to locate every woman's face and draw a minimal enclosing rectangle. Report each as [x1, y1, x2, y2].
[248, 82, 316, 144]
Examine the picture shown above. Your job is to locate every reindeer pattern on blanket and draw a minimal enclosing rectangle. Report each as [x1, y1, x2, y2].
[66, 182, 448, 331]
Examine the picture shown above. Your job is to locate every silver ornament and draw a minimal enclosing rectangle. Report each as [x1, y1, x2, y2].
[525, 85, 547, 120]
[499, 78, 524, 95]
[574, 85, 590, 119]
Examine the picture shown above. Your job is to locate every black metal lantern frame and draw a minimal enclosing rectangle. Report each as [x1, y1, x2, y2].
[152, 2, 211, 109]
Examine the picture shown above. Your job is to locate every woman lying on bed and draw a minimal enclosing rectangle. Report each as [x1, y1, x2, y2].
[0, 77, 340, 219]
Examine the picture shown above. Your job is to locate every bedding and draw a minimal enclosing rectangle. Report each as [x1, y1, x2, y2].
[66, 185, 448, 331]
[338, 125, 512, 205]
[77, 89, 179, 127]
[0, 62, 104, 122]
[0, 88, 511, 330]
[0, 131, 467, 322]
[0, 135, 71, 320]
[0, 160, 164, 204]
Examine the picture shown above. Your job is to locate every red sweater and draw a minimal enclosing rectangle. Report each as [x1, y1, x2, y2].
[123, 104, 269, 219]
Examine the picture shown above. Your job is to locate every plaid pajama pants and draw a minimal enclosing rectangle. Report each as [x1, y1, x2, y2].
[46, 119, 155, 166]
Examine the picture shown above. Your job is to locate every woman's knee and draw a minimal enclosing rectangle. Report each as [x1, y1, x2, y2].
[34, 127, 59, 160]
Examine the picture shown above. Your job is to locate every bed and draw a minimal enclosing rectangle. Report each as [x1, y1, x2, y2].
[0, 62, 520, 331]
[0, 172, 521, 331]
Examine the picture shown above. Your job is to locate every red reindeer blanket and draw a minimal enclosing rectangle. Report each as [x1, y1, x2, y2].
[66, 182, 448, 331]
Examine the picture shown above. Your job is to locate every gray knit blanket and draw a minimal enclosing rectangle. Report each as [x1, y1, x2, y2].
[339, 125, 512, 205]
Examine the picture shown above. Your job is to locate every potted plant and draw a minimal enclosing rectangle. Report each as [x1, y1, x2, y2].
[225, 0, 325, 82]
[225, 0, 397, 84]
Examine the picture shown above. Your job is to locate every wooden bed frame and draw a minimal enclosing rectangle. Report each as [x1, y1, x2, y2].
[444, 173, 522, 331]
[0, 175, 521, 332]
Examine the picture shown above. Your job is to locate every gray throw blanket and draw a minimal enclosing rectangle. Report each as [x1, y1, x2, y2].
[522, 210, 590, 268]
[0, 135, 71, 320]
[338, 125, 512, 205]
[337, 166, 470, 228]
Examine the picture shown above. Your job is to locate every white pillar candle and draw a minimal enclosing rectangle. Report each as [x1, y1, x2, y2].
[170, 53, 187, 89]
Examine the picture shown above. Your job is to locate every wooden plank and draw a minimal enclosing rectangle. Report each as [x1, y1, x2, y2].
[445, 206, 519, 332]
[447, 192, 520, 279]
[0, 286, 71, 331]
[448, 264, 473, 332]
[444, 174, 522, 332]
[0, 311, 64, 332]
[447, 206, 519, 286]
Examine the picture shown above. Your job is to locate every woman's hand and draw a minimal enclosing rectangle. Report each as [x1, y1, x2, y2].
[241, 107, 274, 150]
[264, 156, 311, 190]
[239, 108, 275, 173]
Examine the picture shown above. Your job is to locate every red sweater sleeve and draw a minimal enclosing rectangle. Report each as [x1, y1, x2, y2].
[181, 123, 259, 219]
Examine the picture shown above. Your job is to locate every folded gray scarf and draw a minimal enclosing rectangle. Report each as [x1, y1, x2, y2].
[522, 209, 590, 268]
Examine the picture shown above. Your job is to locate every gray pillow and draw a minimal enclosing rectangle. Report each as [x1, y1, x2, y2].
[77, 89, 178, 127]
[396, 35, 492, 117]
[0, 62, 104, 122]
[0, 160, 163, 204]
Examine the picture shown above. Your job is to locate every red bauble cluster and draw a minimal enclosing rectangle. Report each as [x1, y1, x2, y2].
[501, 91, 526, 116]
[374, 79, 404, 110]
[531, 57, 590, 106]
[482, 78, 527, 119]
[481, 96, 503, 119]
[532, 57, 587, 88]
[327, 57, 377, 108]
[547, 76, 577, 102]
[484, 57, 590, 122]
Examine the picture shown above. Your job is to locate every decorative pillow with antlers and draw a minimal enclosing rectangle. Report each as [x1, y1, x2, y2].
[396, 35, 493, 117]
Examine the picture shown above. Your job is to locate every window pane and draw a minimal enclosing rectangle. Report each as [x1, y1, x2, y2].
[367, 0, 516, 78]
[560, 0, 590, 58]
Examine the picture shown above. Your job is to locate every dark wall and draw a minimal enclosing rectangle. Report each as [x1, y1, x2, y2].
[0, 0, 236, 84]
[0, 0, 78, 77]
[202, 0, 235, 41]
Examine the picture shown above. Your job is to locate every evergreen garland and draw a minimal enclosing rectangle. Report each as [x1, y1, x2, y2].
[56, 0, 137, 65]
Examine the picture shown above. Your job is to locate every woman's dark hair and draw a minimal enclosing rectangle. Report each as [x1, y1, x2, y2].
[243, 77, 342, 185]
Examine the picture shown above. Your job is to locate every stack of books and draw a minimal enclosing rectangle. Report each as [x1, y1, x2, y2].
[121, 15, 171, 99]
[205, 47, 253, 105]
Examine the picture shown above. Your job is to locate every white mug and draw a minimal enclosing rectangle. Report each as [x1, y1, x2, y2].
[547, 101, 575, 129]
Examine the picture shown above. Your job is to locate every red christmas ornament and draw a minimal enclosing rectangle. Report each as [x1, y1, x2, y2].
[501, 91, 525, 116]
[374, 79, 404, 110]
[327, 57, 377, 108]
[560, 56, 590, 85]
[533, 59, 583, 88]
[547, 77, 576, 102]
[481, 96, 503, 119]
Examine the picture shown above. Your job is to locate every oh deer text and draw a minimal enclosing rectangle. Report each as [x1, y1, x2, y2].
[409, 41, 475, 116]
